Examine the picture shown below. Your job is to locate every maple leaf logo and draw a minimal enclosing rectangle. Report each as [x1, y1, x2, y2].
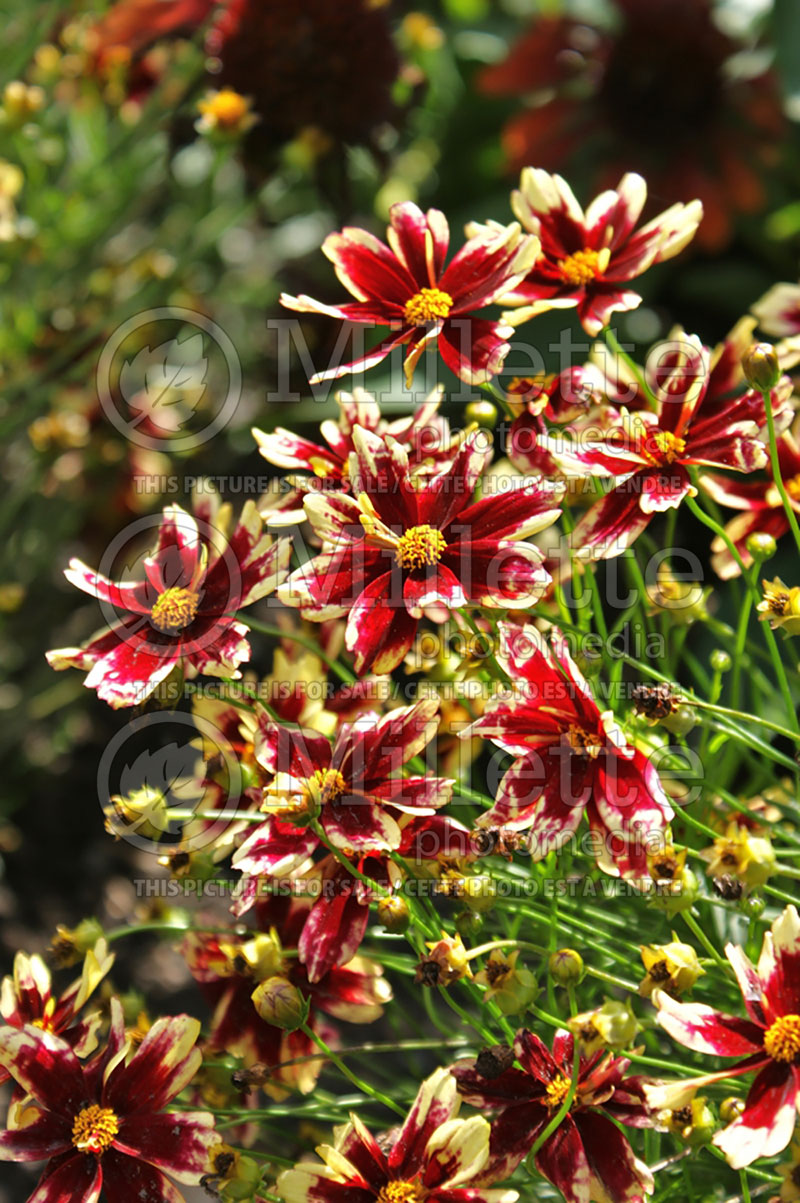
[119, 333, 208, 433]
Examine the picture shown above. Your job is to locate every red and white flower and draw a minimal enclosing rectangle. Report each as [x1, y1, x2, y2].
[277, 1066, 519, 1203]
[484, 169, 702, 336]
[452, 1028, 653, 1203]
[647, 904, 800, 1169]
[0, 943, 114, 1089]
[46, 501, 291, 707]
[559, 330, 790, 559]
[0, 1000, 217, 1202]
[753, 280, 800, 337]
[234, 821, 472, 983]
[280, 202, 540, 385]
[463, 622, 672, 881]
[703, 418, 800, 578]
[232, 698, 452, 870]
[254, 387, 457, 526]
[278, 427, 563, 674]
[183, 894, 391, 1098]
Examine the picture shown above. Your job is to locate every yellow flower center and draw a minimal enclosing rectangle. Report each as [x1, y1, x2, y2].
[404, 287, 453, 326]
[150, 586, 200, 634]
[557, 248, 604, 286]
[200, 88, 250, 128]
[378, 1181, 425, 1203]
[649, 430, 687, 465]
[764, 1013, 800, 1063]
[395, 524, 447, 570]
[32, 997, 57, 1031]
[565, 724, 603, 758]
[308, 767, 347, 803]
[545, 1074, 572, 1110]
[72, 1104, 119, 1155]
[785, 473, 800, 501]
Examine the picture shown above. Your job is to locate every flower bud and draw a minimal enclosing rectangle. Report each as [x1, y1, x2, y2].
[455, 910, 484, 939]
[719, 1097, 745, 1124]
[548, 948, 584, 985]
[746, 531, 777, 563]
[660, 704, 696, 737]
[709, 649, 732, 673]
[742, 342, 780, 391]
[465, 400, 498, 428]
[251, 976, 308, 1031]
[377, 894, 410, 934]
[461, 874, 496, 913]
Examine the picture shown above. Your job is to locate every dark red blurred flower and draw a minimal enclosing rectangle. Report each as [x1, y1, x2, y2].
[90, 0, 401, 157]
[479, 0, 784, 250]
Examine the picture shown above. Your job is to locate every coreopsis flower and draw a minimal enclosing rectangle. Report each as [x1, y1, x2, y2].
[560, 331, 785, 560]
[758, 577, 800, 635]
[463, 622, 672, 881]
[484, 169, 702, 336]
[0, 1000, 217, 1201]
[278, 427, 563, 673]
[700, 821, 777, 889]
[639, 937, 704, 999]
[476, 0, 784, 250]
[704, 421, 800, 578]
[452, 1028, 653, 1202]
[277, 1067, 519, 1203]
[280, 203, 540, 386]
[46, 501, 291, 707]
[254, 386, 455, 526]
[183, 895, 390, 1098]
[233, 697, 452, 872]
[503, 365, 606, 478]
[0, 942, 114, 1086]
[647, 904, 800, 1168]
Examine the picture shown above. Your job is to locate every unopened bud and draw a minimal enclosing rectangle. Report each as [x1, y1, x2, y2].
[746, 531, 777, 562]
[548, 948, 584, 985]
[465, 400, 498, 428]
[660, 703, 696, 737]
[742, 342, 780, 391]
[709, 649, 732, 673]
[461, 874, 496, 913]
[455, 910, 484, 939]
[377, 894, 410, 934]
[719, 1097, 745, 1124]
[251, 975, 308, 1031]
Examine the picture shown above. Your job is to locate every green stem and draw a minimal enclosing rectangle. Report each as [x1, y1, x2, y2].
[761, 384, 800, 559]
[241, 616, 357, 684]
[299, 1022, 405, 1117]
